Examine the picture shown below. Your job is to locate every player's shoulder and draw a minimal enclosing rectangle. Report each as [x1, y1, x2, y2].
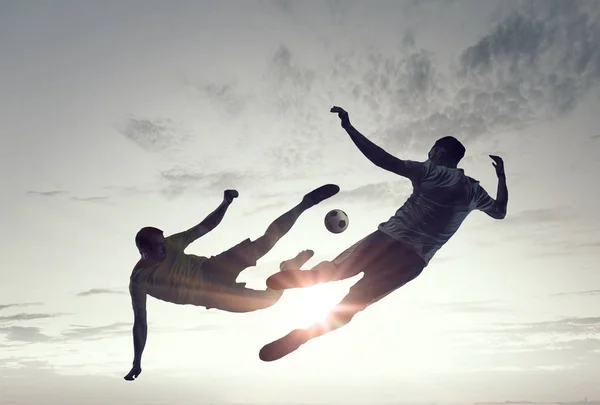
[402, 159, 430, 180]
[130, 259, 157, 282]
[404, 159, 428, 169]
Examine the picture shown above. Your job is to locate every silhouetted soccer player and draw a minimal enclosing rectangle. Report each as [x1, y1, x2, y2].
[123, 185, 339, 380]
[259, 106, 509, 362]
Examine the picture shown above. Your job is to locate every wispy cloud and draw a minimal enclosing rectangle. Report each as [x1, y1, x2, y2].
[76, 288, 126, 297]
[501, 207, 579, 225]
[159, 167, 263, 199]
[179, 1, 600, 178]
[336, 181, 411, 205]
[61, 322, 131, 341]
[116, 117, 191, 154]
[0, 313, 65, 323]
[0, 326, 52, 343]
[0, 302, 42, 311]
[432, 300, 512, 314]
[488, 316, 600, 335]
[552, 290, 600, 297]
[25, 190, 69, 197]
[25, 190, 112, 204]
[1, 322, 130, 344]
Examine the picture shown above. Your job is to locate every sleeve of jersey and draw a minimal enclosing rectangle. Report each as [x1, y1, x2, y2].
[403, 160, 428, 181]
[129, 277, 147, 311]
[165, 230, 194, 250]
[472, 183, 496, 212]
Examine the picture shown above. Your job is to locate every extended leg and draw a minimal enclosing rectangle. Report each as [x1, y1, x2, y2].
[259, 259, 423, 362]
[259, 273, 384, 362]
[250, 184, 340, 258]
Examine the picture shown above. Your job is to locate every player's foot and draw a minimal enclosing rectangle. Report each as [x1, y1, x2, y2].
[302, 184, 340, 207]
[279, 249, 314, 271]
[266, 269, 319, 290]
[259, 329, 308, 362]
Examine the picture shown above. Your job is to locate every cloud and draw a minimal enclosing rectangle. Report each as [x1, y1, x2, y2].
[60, 322, 131, 341]
[336, 181, 412, 205]
[432, 300, 512, 314]
[551, 290, 600, 297]
[159, 167, 263, 199]
[76, 288, 126, 297]
[0, 326, 52, 343]
[116, 117, 191, 154]
[193, 82, 248, 117]
[70, 196, 111, 203]
[26, 190, 69, 197]
[25, 190, 112, 204]
[455, 1, 600, 122]
[190, 1, 599, 174]
[490, 316, 600, 336]
[1, 322, 142, 344]
[0, 313, 65, 323]
[466, 337, 600, 371]
[25, 2, 596, 207]
[0, 302, 41, 311]
[58, 322, 221, 341]
[501, 207, 578, 225]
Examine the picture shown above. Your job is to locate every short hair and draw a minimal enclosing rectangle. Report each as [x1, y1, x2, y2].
[135, 226, 163, 252]
[434, 136, 466, 165]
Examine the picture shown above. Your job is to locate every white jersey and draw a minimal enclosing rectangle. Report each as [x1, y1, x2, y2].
[378, 160, 496, 264]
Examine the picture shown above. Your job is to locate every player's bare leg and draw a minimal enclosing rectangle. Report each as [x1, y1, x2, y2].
[251, 185, 339, 258]
[260, 270, 401, 362]
[259, 290, 368, 362]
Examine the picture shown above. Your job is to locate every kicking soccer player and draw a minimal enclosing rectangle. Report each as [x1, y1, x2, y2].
[259, 106, 508, 362]
[124, 184, 339, 380]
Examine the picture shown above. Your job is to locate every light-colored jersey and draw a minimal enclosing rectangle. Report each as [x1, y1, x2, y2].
[378, 160, 496, 264]
[129, 231, 208, 310]
[128, 229, 284, 313]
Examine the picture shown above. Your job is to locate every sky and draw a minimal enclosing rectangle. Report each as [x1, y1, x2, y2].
[1, 0, 600, 403]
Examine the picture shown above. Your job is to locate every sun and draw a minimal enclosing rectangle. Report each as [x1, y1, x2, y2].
[288, 283, 340, 328]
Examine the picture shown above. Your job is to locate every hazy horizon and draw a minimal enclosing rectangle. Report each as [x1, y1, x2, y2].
[2, 0, 600, 404]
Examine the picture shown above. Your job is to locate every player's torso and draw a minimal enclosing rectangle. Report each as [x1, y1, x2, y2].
[140, 243, 209, 305]
[379, 162, 478, 261]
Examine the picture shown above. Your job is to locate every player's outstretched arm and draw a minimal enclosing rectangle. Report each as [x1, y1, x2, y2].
[475, 156, 508, 220]
[124, 281, 148, 381]
[490, 155, 508, 218]
[330, 106, 420, 179]
[169, 189, 239, 248]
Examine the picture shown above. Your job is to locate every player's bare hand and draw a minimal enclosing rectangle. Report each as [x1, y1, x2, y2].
[330, 106, 351, 127]
[489, 155, 505, 177]
[124, 365, 142, 381]
[224, 189, 239, 204]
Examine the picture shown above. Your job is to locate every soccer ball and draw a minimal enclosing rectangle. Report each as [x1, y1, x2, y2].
[324, 209, 349, 234]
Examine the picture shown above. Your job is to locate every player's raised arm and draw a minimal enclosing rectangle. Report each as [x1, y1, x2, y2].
[473, 155, 508, 220]
[124, 277, 148, 381]
[489, 155, 508, 218]
[330, 106, 424, 180]
[167, 189, 239, 250]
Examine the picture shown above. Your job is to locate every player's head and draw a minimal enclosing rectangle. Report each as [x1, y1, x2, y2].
[135, 226, 166, 260]
[428, 136, 465, 168]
